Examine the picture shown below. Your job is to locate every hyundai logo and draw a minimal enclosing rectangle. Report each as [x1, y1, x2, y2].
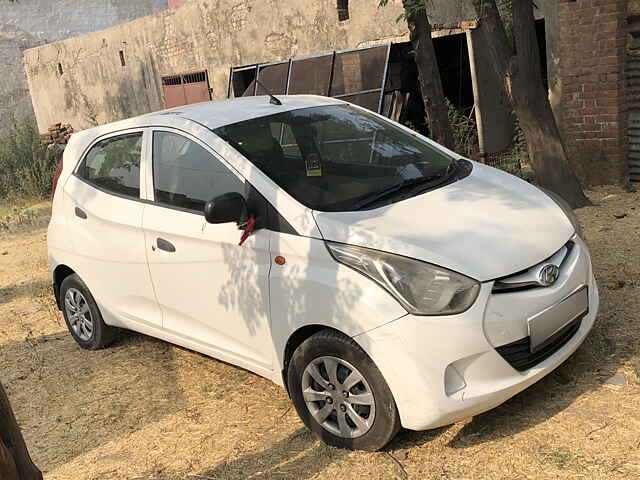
[538, 264, 560, 286]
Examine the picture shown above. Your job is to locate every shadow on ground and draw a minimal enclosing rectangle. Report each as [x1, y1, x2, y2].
[184, 429, 346, 480]
[0, 279, 50, 305]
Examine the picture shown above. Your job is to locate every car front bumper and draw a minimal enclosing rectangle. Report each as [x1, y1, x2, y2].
[354, 237, 599, 431]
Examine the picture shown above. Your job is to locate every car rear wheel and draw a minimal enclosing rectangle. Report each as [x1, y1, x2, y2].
[287, 329, 401, 451]
[60, 274, 118, 349]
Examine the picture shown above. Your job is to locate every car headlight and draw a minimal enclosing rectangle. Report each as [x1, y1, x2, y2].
[325, 242, 480, 316]
[539, 187, 583, 237]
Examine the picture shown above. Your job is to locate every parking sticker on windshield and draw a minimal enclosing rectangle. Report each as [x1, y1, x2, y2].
[305, 154, 322, 177]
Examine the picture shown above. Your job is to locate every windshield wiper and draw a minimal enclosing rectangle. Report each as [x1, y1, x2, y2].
[353, 161, 459, 210]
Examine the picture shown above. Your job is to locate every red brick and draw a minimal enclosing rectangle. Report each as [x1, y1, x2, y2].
[595, 12, 621, 23]
[596, 97, 618, 106]
[598, 4, 619, 14]
[577, 107, 596, 116]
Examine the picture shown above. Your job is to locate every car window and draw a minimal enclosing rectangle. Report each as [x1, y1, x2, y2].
[214, 105, 456, 212]
[78, 132, 142, 198]
[152, 131, 244, 212]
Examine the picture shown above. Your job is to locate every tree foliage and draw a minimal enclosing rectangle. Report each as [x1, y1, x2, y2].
[0, 121, 62, 199]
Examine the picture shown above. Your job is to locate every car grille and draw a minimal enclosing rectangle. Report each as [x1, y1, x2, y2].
[492, 240, 574, 293]
[495, 311, 586, 372]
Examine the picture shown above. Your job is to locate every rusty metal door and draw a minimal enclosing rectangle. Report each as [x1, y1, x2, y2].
[162, 71, 210, 108]
[162, 75, 187, 109]
[183, 71, 210, 105]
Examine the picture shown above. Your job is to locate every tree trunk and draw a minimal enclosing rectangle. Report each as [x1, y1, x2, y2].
[0, 382, 42, 480]
[404, 0, 454, 149]
[472, 0, 591, 208]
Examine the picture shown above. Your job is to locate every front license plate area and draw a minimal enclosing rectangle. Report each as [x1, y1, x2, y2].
[527, 286, 589, 354]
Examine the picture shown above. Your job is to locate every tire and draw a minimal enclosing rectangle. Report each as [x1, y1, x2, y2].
[60, 274, 118, 350]
[287, 329, 401, 451]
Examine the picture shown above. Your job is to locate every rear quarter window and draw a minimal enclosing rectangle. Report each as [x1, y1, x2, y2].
[77, 132, 143, 198]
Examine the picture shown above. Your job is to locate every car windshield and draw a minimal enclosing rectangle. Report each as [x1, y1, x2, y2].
[213, 104, 456, 212]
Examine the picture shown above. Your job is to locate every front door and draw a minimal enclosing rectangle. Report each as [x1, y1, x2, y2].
[141, 128, 274, 374]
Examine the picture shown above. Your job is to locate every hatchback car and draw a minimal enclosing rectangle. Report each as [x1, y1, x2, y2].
[48, 95, 598, 450]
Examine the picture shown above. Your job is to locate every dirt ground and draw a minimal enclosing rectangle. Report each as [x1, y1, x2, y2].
[1, 186, 639, 480]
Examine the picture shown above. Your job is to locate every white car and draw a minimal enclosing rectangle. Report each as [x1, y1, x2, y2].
[48, 95, 598, 451]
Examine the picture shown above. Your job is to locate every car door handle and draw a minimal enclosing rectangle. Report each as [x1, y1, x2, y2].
[75, 207, 87, 219]
[156, 238, 176, 253]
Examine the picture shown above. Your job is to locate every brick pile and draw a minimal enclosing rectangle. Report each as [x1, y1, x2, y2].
[40, 123, 74, 145]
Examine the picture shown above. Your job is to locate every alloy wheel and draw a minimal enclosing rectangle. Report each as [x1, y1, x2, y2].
[64, 288, 94, 341]
[301, 356, 376, 438]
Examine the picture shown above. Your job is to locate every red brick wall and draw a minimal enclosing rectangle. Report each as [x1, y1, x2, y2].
[558, 0, 628, 186]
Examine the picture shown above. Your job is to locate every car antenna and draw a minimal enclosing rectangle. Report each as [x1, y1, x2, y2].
[255, 79, 283, 106]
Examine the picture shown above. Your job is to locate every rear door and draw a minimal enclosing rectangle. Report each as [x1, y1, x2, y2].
[141, 128, 274, 375]
[64, 129, 162, 328]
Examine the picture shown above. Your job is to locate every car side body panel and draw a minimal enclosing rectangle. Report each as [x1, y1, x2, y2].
[267, 231, 408, 371]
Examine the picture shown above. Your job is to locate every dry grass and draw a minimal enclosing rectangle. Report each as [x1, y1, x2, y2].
[1, 188, 639, 479]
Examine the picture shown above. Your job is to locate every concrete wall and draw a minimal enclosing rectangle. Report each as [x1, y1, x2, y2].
[0, 0, 166, 128]
[426, 0, 478, 27]
[23, 0, 409, 132]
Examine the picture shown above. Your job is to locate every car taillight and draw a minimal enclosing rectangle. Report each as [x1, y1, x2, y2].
[51, 154, 63, 199]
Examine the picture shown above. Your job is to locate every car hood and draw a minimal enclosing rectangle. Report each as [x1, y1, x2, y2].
[313, 162, 574, 282]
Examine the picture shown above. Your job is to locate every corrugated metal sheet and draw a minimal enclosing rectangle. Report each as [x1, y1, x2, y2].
[628, 51, 640, 182]
[228, 44, 391, 114]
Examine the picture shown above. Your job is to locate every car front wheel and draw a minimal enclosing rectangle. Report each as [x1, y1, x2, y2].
[287, 329, 400, 451]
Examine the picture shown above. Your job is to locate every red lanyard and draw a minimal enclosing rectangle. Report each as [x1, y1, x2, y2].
[239, 215, 256, 246]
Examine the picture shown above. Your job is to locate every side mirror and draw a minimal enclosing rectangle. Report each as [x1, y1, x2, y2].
[204, 192, 248, 225]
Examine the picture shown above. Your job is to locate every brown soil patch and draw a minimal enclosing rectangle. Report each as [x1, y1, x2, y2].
[1, 188, 639, 479]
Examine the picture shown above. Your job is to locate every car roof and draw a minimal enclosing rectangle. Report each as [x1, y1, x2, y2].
[83, 95, 345, 136]
[161, 95, 345, 130]
[64, 95, 348, 166]
[68, 95, 347, 151]
[65, 95, 346, 169]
